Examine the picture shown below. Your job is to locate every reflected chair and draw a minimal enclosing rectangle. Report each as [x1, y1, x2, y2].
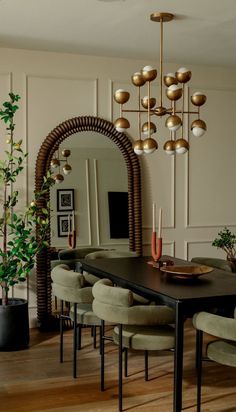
[92, 278, 175, 411]
[193, 310, 236, 412]
[51, 263, 102, 378]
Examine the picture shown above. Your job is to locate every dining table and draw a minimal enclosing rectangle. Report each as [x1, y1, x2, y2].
[77, 255, 236, 412]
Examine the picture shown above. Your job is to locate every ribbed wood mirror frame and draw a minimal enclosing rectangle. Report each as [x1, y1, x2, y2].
[35, 116, 142, 329]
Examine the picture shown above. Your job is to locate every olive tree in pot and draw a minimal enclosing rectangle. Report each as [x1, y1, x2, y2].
[212, 227, 236, 272]
[0, 93, 54, 350]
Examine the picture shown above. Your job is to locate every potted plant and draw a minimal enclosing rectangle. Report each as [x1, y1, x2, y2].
[212, 227, 236, 271]
[0, 93, 54, 350]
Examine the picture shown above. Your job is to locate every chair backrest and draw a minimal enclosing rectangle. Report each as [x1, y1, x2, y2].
[51, 264, 93, 303]
[92, 279, 175, 325]
[85, 250, 137, 260]
[59, 247, 105, 261]
[191, 257, 234, 272]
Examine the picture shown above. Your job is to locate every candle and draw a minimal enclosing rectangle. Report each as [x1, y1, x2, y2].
[72, 211, 75, 231]
[158, 207, 162, 238]
[152, 203, 156, 232]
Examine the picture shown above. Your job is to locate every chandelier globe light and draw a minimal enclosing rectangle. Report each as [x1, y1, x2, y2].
[113, 12, 207, 155]
[50, 147, 72, 183]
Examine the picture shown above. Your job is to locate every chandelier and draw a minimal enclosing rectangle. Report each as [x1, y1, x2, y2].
[50, 148, 72, 183]
[113, 12, 207, 155]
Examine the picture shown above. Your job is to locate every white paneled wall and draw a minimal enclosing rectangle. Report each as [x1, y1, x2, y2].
[0, 47, 235, 325]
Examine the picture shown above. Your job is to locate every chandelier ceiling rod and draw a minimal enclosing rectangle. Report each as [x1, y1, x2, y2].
[113, 11, 207, 156]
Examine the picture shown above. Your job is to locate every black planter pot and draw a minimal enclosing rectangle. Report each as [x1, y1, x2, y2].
[0, 298, 29, 351]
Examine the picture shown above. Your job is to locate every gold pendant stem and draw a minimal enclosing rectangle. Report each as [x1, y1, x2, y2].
[148, 81, 151, 138]
[160, 16, 163, 107]
[182, 84, 185, 138]
[138, 86, 142, 139]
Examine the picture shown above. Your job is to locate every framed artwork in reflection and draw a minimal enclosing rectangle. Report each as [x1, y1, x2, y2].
[57, 189, 74, 211]
[57, 214, 70, 237]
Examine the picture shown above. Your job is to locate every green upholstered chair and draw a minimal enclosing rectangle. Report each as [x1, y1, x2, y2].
[51, 264, 102, 378]
[193, 310, 236, 412]
[92, 278, 175, 412]
[191, 257, 234, 272]
[84, 250, 150, 305]
[58, 247, 105, 261]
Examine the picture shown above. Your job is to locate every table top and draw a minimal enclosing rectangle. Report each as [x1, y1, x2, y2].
[80, 255, 236, 311]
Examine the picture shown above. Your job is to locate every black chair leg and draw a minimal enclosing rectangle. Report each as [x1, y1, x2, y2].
[196, 329, 203, 412]
[77, 324, 82, 350]
[73, 303, 78, 378]
[99, 325, 102, 355]
[60, 300, 64, 363]
[101, 320, 105, 391]
[118, 324, 123, 412]
[145, 350, 149, 381]
[124, 348, 128, 377]
[93, 326, 97, 349]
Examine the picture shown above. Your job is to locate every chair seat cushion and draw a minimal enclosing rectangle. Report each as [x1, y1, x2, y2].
[207, 340, 236, 367]
[113, 324, 175, 351]
[70, 303, 102, 326]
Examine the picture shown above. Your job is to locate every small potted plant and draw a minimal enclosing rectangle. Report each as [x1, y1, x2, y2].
[0, 93, 54, 350]
[212, 227, 236, 270]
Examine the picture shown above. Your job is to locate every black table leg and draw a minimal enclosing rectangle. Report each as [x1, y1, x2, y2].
[174, 301, 184, 412]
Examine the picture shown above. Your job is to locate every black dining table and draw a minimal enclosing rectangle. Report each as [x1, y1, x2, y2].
[78, 255, 236, 412]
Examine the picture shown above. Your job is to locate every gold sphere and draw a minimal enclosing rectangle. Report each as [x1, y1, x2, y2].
[175, 138, 189, 154]
[175, 68, 192, 83]
[114, 117, 130, 132]
[63, 164, 72, 175]
[133, 139, 144, 155]
[141, 96, 156, 109]
[141, 66, 157, 82]
[166, 85, 182, 101]
[164, 73, 178, 87]
[191, 119, 206, 130]
[142, 121, 156, 135]
[54, 173, 64, 183]
[114, 89, 130, 104]
[131, 72, 146, 87]
[61, 149, 71, 158]
[50, 158, 60, 168]
[143, 138, 158, 154]
[163, 140, 175, 155]
[165, 115, 182, 131]
[191, 93, 207, 106]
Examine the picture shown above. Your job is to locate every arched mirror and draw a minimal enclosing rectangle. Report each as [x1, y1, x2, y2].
[35, 116, 142, 329]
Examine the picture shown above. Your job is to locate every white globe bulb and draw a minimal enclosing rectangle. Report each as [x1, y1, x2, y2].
[165, 149, 175, 155]
[142, 65, 154, 72]
[177, 67, 189, 74]
[176, 146, 188, 154]
[115, 127, 125, 133]
[134, 147, 143, 155]
[192, 127, 206, 137]
[168, 84, 181, 92]
[143, 147, 156, 154]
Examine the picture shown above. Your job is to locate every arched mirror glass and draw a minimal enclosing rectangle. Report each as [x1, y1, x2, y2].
[50, 131, 129, 250]
[35, 116, 142, 329]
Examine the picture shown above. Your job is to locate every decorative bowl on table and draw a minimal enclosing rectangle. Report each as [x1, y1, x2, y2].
[160, 265, 213, 280]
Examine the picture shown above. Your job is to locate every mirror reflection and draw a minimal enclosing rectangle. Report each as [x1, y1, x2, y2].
[50, 131, 129, 251]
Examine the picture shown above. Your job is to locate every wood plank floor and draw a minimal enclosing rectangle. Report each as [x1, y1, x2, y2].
[0, 320, 236, 412]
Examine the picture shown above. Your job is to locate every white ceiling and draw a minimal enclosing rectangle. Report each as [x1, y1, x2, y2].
[0, 0, 235, 68]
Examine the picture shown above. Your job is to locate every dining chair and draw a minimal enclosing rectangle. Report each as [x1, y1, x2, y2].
[51, 263, 102, 378]
[193, 310, 236, 412]
[84, 250, 152, 305]
[191, 256, 234, 272]
[92, 278, 175, 411]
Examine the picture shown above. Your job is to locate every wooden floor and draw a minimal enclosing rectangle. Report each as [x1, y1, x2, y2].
[0, 320, 236, 412]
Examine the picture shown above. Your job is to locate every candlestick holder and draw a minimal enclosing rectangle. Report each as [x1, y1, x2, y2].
[148, 232, 174, 269]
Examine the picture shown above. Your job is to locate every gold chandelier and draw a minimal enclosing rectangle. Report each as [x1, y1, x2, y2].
[50, 148, 72, 183]
[113, 12, 207, 155]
